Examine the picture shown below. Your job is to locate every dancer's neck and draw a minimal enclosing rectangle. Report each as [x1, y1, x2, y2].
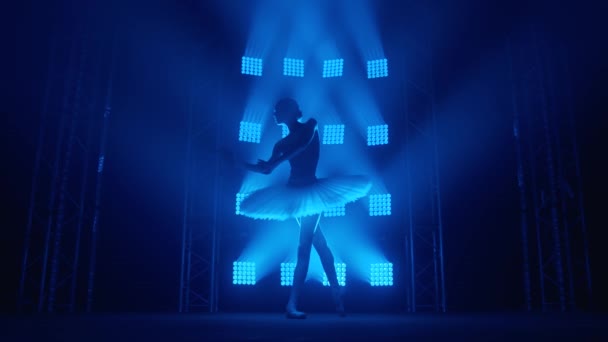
[286, 120, 304, 133]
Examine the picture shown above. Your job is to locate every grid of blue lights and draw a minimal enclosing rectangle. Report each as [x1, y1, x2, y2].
[324, 204, 346, 217]
[282, 125, 289, 138]
[323, 59, 344, 78]
[233, 261, 256, 285]
[235, 193, 250, 215]
[369, 194, 392, 216]
[241, 56, 263, 76]
[367, 58, 388, 79]
[280, 262, 295, 286]
[322, 125, 345, 145]
[323, 263, 346, 286]
[371, 263, 394, 286]
[367, 124, 389, 146]
[283, 58, 305, 77]
[240, 57, 390, 79]
[97, 155, 105, 173]
[239, 121, 262, 143]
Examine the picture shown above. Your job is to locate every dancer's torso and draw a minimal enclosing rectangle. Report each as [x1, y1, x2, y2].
[287, 130, 319, 186]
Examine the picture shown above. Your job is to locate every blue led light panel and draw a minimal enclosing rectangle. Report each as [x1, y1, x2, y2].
[280, 262, 296, 286]
[322, 124, 345, 144]
[241, 56, 263, 76]
[233, 261, 256, 285]
[282, 125, 289, 138]
[371, 263, 394, 286]
[283, 58, 304, 77]
[367, 58, 388, 78]
[367, 124, 389, 146]
[323, 59, 344, 78]
[235, 193, 250, 215]
[323, 263, 346, 286]
[239, 121, 262, 143]
[324, 204, 345, 217]
[369, 194, 392, 216]
[97, 155, 105, 173]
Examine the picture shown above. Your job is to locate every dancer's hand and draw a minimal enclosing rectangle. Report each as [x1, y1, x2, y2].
[256, 159, 272, 174]
[242, 160, 272, 174]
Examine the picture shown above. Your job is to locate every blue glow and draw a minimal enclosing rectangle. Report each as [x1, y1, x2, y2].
[233, 261, 256, 285]
[97, 155, 104, 173]
[323, 59, 344, 78]
[241, 56, 263, 76]
[239, 121, 262, 144]
[322, 124, 345, 145]
[338, 78, 385, 131]
[341, 0, 385, 65]
[282, 125, 289, 138]
[369, 194, 392, 216]
[367, 59, 388, 78]
[315, 217, 389, 281]
[324, 204, 345, 217]
[283, 58, 304, 77]
[280, 262, 296, 286]
[371, 263, 394, 286]
[239, 221, 297, 281]
[235, 193, 250, 215]
[323, 263, 346, 286]
[367, 124, 389, 146]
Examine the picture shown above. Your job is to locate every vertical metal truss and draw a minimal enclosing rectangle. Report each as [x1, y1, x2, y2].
[179, 56, 223, 313]
[402, 40, 447, 313]
[508, 26, 592, 312]
[18, 12, 116, 313]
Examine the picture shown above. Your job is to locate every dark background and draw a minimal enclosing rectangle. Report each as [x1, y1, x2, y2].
[2, 0, 606, 313]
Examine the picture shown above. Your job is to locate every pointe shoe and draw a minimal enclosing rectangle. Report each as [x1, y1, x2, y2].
[285, 310, 307, 319]
[285, 303, 307, 319]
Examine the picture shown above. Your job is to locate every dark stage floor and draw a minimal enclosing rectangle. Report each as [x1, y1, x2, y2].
[1, 312, 607, 341]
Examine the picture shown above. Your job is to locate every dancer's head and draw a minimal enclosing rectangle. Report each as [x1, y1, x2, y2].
[273, 98, 302, 125]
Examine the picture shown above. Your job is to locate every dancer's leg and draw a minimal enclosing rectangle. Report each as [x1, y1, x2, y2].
[313, 226, 345, 316]
[312, 226, 338, 287]
[286, 215, 320, 318]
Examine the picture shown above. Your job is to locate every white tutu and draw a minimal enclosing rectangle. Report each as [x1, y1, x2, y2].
[239, 175, 372, 221]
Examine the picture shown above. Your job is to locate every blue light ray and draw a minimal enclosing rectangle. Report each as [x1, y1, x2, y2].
[338, 80, 385, 137]
[239, 220, 298, 281]
[338, 0, 385, 61]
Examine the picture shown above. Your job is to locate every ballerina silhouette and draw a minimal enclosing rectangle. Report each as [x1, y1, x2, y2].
[238, 98, 371, 319]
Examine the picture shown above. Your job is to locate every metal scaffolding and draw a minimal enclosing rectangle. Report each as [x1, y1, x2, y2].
[178, 51, 224, 313]
[402, 40, 447, 313]
[18, 7, 116, 313]
[509, 25, 592, 312]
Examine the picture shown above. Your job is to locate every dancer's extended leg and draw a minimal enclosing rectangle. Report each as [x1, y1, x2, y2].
[313, 226, 345, 316]
[286, 215, 320, 319]
[313, 226, 338, 286]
